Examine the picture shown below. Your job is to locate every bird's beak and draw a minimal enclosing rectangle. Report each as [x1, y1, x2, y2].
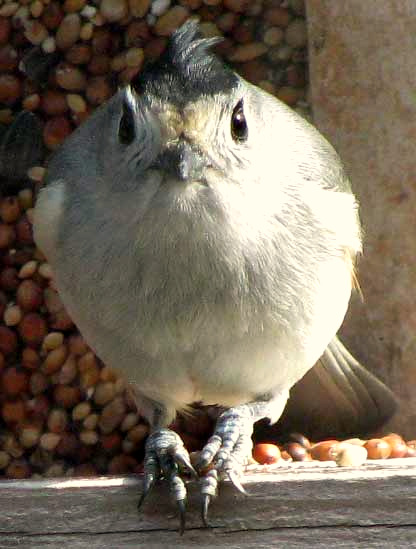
[155, 140, 207, 183]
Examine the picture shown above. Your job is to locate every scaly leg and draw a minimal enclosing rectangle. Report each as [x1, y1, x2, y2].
[196, 393, 289, 526]
[137, 407, 197, 534]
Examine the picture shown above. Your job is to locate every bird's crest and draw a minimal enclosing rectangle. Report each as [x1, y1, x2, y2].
[133, 19, 238, 103]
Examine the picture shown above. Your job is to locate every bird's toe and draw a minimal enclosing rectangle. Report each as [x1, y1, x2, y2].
[139, 428, 196, 534]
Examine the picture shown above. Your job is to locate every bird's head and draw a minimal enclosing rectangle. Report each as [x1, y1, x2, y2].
[45, 19, 349, 228]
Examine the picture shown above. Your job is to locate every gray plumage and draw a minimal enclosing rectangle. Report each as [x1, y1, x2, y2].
[34, 20, 396, 530]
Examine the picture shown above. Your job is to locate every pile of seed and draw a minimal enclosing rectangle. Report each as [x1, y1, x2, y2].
[252, 433, 416, 467]
[0, 183, 152, 478]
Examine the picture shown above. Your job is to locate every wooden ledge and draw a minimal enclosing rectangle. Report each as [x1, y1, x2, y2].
[1, 458, 416, 547]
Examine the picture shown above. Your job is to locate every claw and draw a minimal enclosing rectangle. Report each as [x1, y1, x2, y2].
[201, 494, 211, 527]
[137, 428, 193, 534]
[177, 499, 186, 535]
[174, 451, 198, 478]
[137, 474, 156, 510]
[199, 468, 218, 528]
[227, 470, 248, 495]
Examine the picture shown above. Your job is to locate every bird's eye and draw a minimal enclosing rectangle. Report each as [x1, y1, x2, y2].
[231, 99, 248, 142]
[118, 100, 135, 145]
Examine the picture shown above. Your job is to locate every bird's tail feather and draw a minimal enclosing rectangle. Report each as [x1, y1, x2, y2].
[257, 336, 397, 440]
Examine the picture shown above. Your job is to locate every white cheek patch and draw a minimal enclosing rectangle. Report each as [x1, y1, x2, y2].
[33, 179, 66, 260]
[302, 187, 362, 255]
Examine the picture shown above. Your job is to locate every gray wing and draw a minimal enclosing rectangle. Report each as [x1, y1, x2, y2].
[256, 336, 397, 440]
[0, 111, 45, 193]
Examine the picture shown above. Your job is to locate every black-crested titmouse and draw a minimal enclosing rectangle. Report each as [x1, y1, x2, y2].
[34, 20, 396, 531]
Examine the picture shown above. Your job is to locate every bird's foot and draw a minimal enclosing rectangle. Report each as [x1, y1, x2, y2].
[196, 406, 254, 526]
[138, 428, 197, 534]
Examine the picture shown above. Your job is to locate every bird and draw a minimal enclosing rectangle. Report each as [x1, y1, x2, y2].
[33, 19, 396, 533]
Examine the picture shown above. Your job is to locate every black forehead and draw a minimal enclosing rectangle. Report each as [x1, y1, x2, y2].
[133, 19, 238, 105]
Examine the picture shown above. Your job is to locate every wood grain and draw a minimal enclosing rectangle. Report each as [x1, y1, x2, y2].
[1, 459, 416, 548]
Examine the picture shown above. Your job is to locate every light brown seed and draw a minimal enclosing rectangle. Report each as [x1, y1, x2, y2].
[100, 0, 128, 22]
[98, 397, 126, 434]
[153, 6, 189, 37]
[64, 0, 87, 12]
[127, 423, 148, 443]
[125, 47, 144, 68]
[19, 424, 41, 448]
[128, 0, 151, 18]
[94, 381, 116, 406]
[30, 0, 44, 18]
[56, 64, 87, 91]
[42, 344, 68, 374]
[42, 332, 64, 351]
[79, 429, 99, 445]
[58, 355, 78, 384]
[72, 401, 91, 421]
[40, 432, 61, 451]
[47, 408, 68, 433]
[55, 13, 81, 50]
[83, 413, 99, 430]
[336, 443, 367, 467]
[121, 412, 139, 431]
[4, 305, 22, 326]
[66, 93, 87, 113]
[80, 22, 94, 41]
[228, 42, 268, 62]
[38, 262, 53, 279]
[0, 3, 20, 17]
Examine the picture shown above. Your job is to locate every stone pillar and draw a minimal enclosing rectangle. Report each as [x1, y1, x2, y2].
[306, 0, 416, 437]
